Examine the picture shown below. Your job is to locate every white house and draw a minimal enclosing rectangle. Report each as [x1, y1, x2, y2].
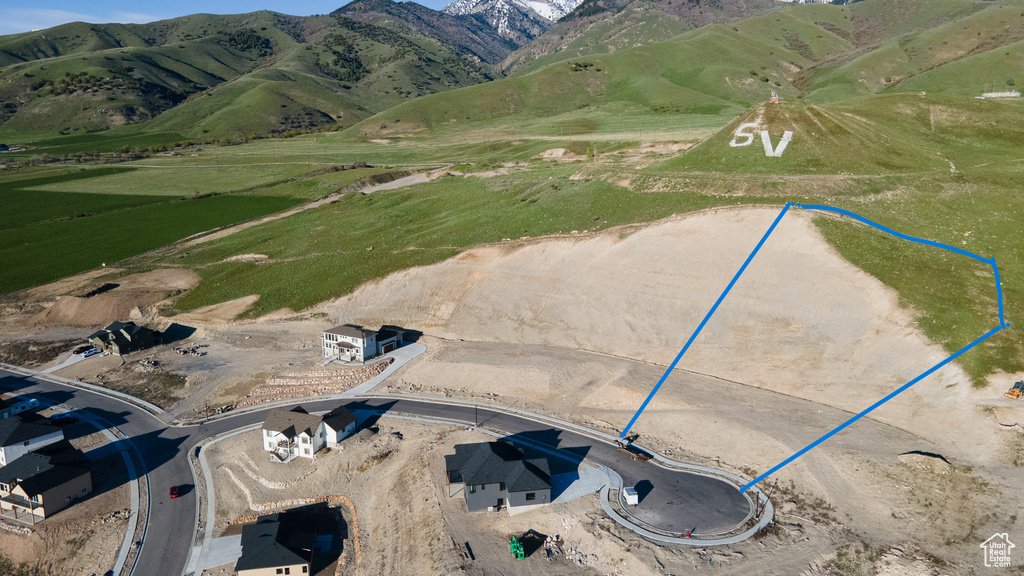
[0, 416, 63, 467]
[322, 324, 403, 363]
[322, 406, 357, 447]
[0, 395, 39, 420]
[261, 406, 326, 463]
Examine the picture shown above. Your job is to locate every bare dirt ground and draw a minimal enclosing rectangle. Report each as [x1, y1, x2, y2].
[3, 206, 1022, 573]
[206, 419, 850, 576]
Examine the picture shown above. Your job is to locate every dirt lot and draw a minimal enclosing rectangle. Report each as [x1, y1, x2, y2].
[3, 206, 1023, 573]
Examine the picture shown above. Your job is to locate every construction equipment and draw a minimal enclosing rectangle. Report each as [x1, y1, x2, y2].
[1006, 381, 1024, 399]
[509, 536, 525, 560]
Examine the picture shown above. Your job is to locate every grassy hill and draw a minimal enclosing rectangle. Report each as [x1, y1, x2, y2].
[0, 9, 499, 145]
[502, 0, 778, 74]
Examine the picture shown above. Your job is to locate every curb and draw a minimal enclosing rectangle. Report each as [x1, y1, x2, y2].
[0, 362, 165, 418]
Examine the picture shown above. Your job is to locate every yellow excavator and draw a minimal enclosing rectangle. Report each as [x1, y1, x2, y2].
[1006, 381, 1024, 399]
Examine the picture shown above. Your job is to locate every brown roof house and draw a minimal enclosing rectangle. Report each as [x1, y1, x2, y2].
[234, 514, 311, 576]
[444, 442, 551, 513]
[321, 324, 403, 363]
[261, 405, 357, 463]
[88, 321, 160, 355]
[0, 440, 92, 524]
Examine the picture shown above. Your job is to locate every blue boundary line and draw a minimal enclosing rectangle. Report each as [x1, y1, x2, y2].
[615, 201, 1007, 492]
[618, 202, 793, 438]
[740, 324, 1002, 492]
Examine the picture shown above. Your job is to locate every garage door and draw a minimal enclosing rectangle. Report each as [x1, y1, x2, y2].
[382, 342, 396, 354]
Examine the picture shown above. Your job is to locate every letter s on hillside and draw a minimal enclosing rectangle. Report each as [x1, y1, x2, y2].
[729, 123, 759, 147]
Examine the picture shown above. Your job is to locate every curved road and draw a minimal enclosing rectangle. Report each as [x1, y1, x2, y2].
[0, 368, 752, 575]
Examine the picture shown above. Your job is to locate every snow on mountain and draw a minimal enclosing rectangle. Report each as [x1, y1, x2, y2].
[445, 0, 582, 20]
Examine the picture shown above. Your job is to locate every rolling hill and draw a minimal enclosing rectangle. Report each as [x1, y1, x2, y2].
[0, 8, 502, 143]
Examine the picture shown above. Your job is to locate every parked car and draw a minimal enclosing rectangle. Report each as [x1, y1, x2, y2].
[49, 413, 79, 426]
[82, 348, 101, 358]
[169, 485, 179, 499]
[72, 345, 91, 355]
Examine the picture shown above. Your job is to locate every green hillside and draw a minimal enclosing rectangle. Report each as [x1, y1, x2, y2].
[0, 10, 497, 144]
[351, 19, 836, 141]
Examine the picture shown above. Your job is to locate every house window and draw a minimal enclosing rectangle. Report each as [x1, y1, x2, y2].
[31, 495, 41, 504]
[276, 570, 283, 575]
[284, 569, 290, 575]
[301, 436, 310, 444]
[303, 567, 308, 574]
[525, 492, 536, 501]
[468, 485, 476, 494]
[0, 483, 7, 492]
[67, 495, 72, 501]
[499, 482, 506, 491]
[23, 441, 30, 446]
[82, 488, 87, 494]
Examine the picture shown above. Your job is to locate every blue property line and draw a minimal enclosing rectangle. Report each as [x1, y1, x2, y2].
[619, 202, 794, 438]
[740, 324, 1003, 492]
[992, 259, 1007, 328]
[616, 200, 1006, 491]
[796, 204, 992, 264]
[800, 203, 1007, 328]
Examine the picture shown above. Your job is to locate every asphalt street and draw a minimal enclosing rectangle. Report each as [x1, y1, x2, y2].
[0, 369, 752, 575]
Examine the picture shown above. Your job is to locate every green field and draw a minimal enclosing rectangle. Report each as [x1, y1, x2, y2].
[3, 0, 1024, 387]
[0, 194, 301, 293]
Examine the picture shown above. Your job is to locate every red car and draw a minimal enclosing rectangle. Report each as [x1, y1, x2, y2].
[73, 345, 91, 355]
[169, 486, 179, 499]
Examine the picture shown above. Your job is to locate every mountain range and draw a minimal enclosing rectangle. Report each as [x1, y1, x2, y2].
[1, 0, 1022, 147]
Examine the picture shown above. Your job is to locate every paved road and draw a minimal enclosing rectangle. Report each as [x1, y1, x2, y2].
[1, 369, 751, 575]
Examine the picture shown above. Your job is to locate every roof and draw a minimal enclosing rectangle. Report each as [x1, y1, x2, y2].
[445, 442, 550, 492]
[262, 406, 322, 438]
[0, 416, 61, 448]
[322, 406, 356, 431]
[235, 515, 310, 571]
[324, 324, 377, 339]
[0, 442, 89, 496]
[376, 328, 401, 342]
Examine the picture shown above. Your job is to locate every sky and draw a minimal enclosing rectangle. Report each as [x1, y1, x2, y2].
[0, 0, 449, 36]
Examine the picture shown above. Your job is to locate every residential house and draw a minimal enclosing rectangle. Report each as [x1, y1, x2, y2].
[88, 321, 160, 355]
[0, 395, 39, 420]
[262, 406, 327, 463]
[321, 406, 357, 447]
[0, 416, 63, 467]
[234, 514, 311, 576]
[321, 324, 403, 362]
[261, 405, 359, 462]
[0, 440, 92, 524]
[444, 442, 551, 512]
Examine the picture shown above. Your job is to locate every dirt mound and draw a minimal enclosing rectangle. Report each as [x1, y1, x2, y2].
[221, 254, 269, 264]
[898, 451, 954, 474]
[177, 294, 260, 324]
[31, 269, 199, 327]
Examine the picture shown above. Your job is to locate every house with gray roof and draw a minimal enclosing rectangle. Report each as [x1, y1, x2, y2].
[88, 321, 160, 356]
[321, 323, 403, 362]
[261, 404, 357, 463]
[0, 440, 91, 524]
[0, 415, 63, 467]
[235, 514, 311, 576]
[322, 405, 357, 447]
[262, 406, 326, 463]
[444, 442, 551, 512]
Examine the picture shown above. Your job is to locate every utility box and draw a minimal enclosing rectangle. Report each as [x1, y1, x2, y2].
[623, 486, 639, 506]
